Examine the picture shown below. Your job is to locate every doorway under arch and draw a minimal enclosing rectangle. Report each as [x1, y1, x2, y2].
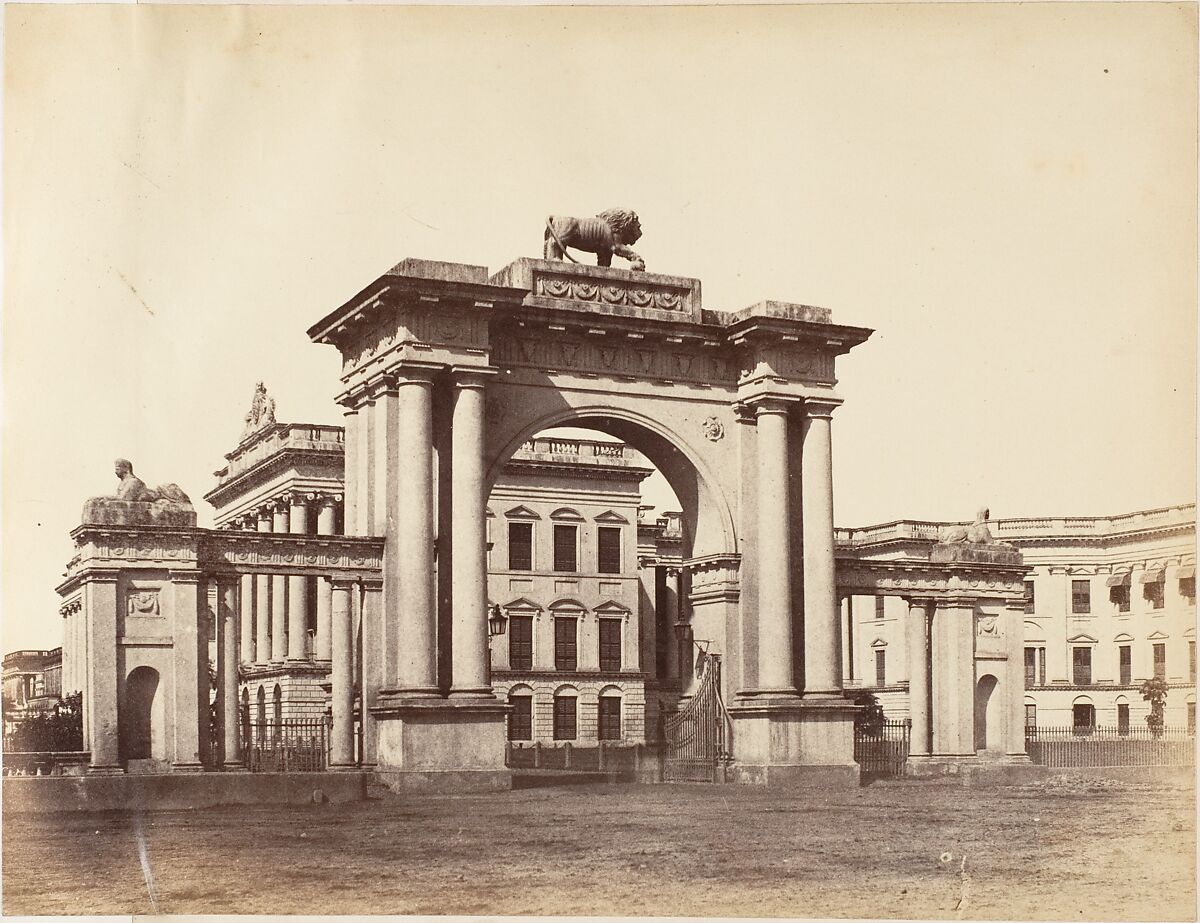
[974, 673, 1001, 752]
[122, 666, 165, 762]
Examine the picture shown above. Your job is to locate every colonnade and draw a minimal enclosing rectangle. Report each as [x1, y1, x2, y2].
[750, 396, 842, 699]
[228, 492, 341, 668]
[59, 598, 85, 697]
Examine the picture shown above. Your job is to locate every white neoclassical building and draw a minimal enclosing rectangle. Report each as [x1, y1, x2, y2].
[839, 505, 1196, 737]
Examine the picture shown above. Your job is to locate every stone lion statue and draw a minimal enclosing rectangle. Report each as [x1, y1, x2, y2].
[545, 209, 645, 271]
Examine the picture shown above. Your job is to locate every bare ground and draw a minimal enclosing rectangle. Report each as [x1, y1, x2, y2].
[3, 774, 1195, 920]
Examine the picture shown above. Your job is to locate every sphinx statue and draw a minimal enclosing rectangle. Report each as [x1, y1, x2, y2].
[81, 459, 196, 527]
[932, 506, 1019, 564]
[241, 382, 277, 440]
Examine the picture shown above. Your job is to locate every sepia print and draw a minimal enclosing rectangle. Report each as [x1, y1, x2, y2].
[2, 3, 1196, 920]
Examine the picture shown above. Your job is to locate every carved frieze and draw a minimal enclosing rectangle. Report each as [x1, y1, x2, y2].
[534, 272, 688, 312]
[491, 333, 737, 385]
[126, 590, 160, 617]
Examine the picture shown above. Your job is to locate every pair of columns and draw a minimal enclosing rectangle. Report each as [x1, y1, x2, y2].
[239, 494, 339, 668]
[905, 599, 1027, 757]
[753, 397, 841, 698]
[342, 366, 494, 698]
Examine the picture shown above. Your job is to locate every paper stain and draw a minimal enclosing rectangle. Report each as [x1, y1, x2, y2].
[132, 813, 160, 912]
[114, 269, 156, 316]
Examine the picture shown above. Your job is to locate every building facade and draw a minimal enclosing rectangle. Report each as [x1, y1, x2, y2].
[2, 648, 63, 734]
[840, 505, 1196, 736]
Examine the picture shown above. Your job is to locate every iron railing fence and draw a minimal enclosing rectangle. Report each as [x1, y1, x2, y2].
[505, 741, 653, 772]
[240, 716, 330, 772]
[1025, 724, 1195, 768]
[854, 718, 911, 778]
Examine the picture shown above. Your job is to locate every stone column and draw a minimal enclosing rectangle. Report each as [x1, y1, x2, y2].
[906, 598, 932, 756]
[372, 379, 400, 688]
[171, 572, 204, 771]
[931, 601, 974, 756]
[314, 495, 338, 663]
[342, 407, 358, 535]
[255, 508, 271, 666]
[330, 578, 356, 767]
[1005, 602, 1028, 756]
[801, 399, 842, 697]
[662, 567, 680, 681]
[271, 500, 289, 663]
[287, 495, 310, 663]
[754, 399, 797, 695]
[239, 573, 254, 665]
[84, 572, 120, 772]
[450, 369, 494, 697]
[360, 577, 384, 768]
[217, 579, 241, 769]
[396, 368, 439, 695]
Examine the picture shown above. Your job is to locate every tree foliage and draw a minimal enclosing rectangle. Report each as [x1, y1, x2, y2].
[1139, 676, 1169, 738]
[854, 692, 886, 735]
[3, 692, 83, 752]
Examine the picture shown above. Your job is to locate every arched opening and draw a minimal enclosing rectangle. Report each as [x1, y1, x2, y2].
[122, 666, 164, 762]
[256, 685, 266, 724]
[272, 684, 282, 725]
[974, 673, 1000, 753]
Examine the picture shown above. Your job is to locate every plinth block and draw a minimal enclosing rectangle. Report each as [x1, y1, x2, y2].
[371, 697, 511, 789]
[728, 698, 859, 782]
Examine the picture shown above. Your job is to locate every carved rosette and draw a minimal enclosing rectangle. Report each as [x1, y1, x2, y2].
[534, 274, 685, 311]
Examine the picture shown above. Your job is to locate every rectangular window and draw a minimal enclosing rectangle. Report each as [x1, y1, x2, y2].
[598, 696, 621, 741]
[1024, 580, 1036, 615]
[1189, 702, 1196, 735]
[1024, 703, 1037, 730]
[1112, 584, 1131, 613]
[1119, 645, 1132, 685]
[508, 522, 533, 571]
[553, 696, 577, 741]
[598, 619, 622, 672]
[1147, 581, 1165, 610]
[1190, 641, 1196, 682]
[1153, 643, 1166, 680]
[1117, 703, 1130, 736]
[597, 527, 622, 574]
[875, 596, 885, 620]
[1024, 647, 1038, 687]
[1182, 577, 1196, 602]
[553, 525, 577, 573]
[554, 617, 578, 672]
[875, 650, 886, 687]
[1071, 579, 1091, 614]
[508, 695, 532, 741]
[1072, 647, 1092, 685]
[508, 615, 533, 671]
[1072, 702, 1095, 734]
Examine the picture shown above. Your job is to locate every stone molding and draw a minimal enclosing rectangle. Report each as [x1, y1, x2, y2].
[835, 558, 1028, 601]
[684, 553, 741, 604]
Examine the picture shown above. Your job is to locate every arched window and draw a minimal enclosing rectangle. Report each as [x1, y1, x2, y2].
[553, 689, 578, 741]
[1071, 695, 1095, 735]
[507, 685, 533, 741]
[598, 687, 622, 741]
[272, 683, 282, 725]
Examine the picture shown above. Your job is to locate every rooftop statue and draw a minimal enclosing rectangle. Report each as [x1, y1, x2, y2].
[80, 459, 195, 527]
[241, 381, 276, 440]
[932, 506, 1019, 564]
[545, 209, 645, 272]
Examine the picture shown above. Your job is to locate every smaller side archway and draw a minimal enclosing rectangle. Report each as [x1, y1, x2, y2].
[122, 666, 165, 762]
[974, 673, 1001, 753]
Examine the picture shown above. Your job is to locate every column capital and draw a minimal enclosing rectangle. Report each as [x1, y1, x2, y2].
[450, 365, 499, 389]
[394, 360, 443, 383]
[747, 395, 795, 417]
[803, 396, 842, 419]
[366, 373, 399, 399]
[903, 596, 938, 609]
[308, 490, 343, 508]
[331, 576, 357, 593]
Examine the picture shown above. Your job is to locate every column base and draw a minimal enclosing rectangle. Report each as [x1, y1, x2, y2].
[448, 688, 496, 700]
[86, 764, 124, 776]
[737, 687, 801, 699]
[380, 685, 441, 699]
[371, 697, 510, 781]
[171, 761, 205, 773]
[728, 697, 857, 784]
[221, 760, 244, 772]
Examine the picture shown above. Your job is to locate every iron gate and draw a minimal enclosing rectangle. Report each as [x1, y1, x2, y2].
[854, 717, 910, 778]
[663, 654, 733, 782]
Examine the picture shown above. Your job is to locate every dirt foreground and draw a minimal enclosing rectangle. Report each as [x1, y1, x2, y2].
[3, 774, 1195, 919]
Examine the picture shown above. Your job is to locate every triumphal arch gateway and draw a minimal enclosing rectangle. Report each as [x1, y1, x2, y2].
[58, 230, 1031, 788]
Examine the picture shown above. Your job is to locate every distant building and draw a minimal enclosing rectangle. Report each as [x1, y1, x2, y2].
[2, 648, 63, 734]
[839, 505, 1196, 734]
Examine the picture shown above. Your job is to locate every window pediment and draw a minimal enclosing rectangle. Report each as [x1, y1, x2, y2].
[1147, 630, 1169, 641]
[550, 507, 585, 522]
[549, 598, 586, 612]
[594, 599, 631, 615]
[870, 638, 888, 648]
[595, 510, 629, 524]
[502, 597, 541, 612]
[1067, 633, 1098, 645]
[505, 505, 541, 520]
[1113, 632, 1134, 643]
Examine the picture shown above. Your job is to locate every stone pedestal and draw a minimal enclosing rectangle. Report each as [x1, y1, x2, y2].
[371, 698, 511, 791]
[728, 698, 859, 787]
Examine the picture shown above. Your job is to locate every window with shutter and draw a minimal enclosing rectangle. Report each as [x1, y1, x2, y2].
[598, 696, 621, 740]
[508, 615, 533, 671]
[554, 617, 578, 671]
[553, 695, 577, 740]
[508, 522, 533, 571]
[599, 619, 622, 671]
[553, 525, 577, 573]
[508, 695, 532, 741]
[598, 527, 622, 574]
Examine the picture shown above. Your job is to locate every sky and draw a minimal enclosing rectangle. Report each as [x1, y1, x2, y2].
[4, 3, 1196, 652]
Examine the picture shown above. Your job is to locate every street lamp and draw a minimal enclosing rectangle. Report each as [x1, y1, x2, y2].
[488, 603, 507, 638]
